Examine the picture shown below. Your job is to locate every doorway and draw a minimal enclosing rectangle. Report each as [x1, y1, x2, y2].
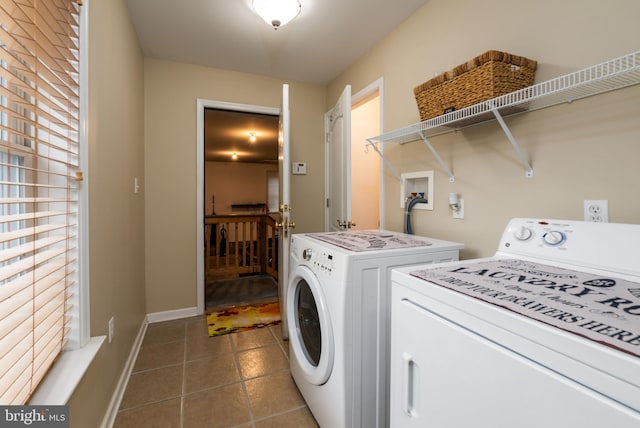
[324, 79, 383, 232]
[351, 88, 381, 230]
[196, 100, 280, 314]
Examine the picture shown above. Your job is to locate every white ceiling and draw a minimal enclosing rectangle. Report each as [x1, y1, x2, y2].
[204, 108, 279, 163]
[126, 0, 429, 85]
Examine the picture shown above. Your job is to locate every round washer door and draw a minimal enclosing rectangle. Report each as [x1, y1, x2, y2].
[287, 264, 334, 385]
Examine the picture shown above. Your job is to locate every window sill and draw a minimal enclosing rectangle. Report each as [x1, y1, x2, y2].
[29, 336, 106, 405]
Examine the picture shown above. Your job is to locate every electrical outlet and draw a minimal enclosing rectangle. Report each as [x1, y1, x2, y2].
[108, 316, 115, 343]
[584, 200, 608, 223]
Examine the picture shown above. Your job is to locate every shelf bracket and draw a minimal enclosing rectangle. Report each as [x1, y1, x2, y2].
[417, 131, 455, 182]
[489, 104, 534, 178]
[365, 139, 402, 181]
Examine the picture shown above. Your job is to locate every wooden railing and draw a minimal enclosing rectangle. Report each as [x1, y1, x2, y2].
[204, 214, 278, 281]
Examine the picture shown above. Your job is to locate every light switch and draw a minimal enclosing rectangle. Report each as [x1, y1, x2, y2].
[292, 162, 307, 175]
[134, 177, 141, 194]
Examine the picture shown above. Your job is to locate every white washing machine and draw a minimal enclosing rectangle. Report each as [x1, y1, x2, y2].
[287, 230, 463, 428]
[390, 218, 640, 427]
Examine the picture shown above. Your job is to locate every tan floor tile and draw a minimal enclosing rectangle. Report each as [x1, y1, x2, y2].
[143, 320, 186, 346]
[185, 353, 240, 393]
[133, 340, 185, 373]
[245, 371, 306, 419]
[237, 344, 288, 380]
[186, 316, 209, 340]
[121, 314, 310, 427]
[254, 406, 319, 428]
[183, 383, 251, 428]
[268, 324, 286, 343]
[186, 333, 233, 361]
[120, 365, 183, 410]
[270, 325, 291, 358]
[231, 327, 276, 351]
[113, 398, 181, 428]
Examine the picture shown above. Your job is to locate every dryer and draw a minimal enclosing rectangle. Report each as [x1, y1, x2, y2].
[287, 230, 463, 428]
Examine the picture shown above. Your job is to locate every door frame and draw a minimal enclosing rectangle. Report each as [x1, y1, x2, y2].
[196, 99, 280, 314]
[351, 77, 385, 229]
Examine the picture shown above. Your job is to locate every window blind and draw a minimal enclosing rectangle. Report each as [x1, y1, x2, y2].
[0, 0, 81, 404]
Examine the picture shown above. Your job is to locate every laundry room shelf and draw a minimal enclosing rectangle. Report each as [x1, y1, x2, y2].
[366, 50, 640, 182]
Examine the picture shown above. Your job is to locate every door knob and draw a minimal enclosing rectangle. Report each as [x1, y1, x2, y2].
[336, 220, 354, 229]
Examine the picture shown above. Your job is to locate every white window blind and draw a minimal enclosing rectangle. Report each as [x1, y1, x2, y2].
[0, 0, 81, 404]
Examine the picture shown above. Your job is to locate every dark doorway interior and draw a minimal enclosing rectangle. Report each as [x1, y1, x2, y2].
[204, 108, 280, 312]
[205, 274, 279, 312]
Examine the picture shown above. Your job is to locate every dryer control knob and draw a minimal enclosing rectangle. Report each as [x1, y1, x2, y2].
[514, 226, 533, 241]
[302, 248, 313, 261]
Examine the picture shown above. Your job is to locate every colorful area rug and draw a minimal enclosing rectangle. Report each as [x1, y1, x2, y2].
[207, 302, 281, 337]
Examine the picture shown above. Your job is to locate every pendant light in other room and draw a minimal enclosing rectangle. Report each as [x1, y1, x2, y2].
[252, 0, 301, 30]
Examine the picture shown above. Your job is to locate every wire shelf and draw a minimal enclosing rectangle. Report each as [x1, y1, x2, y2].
[368, 51, 640, 145]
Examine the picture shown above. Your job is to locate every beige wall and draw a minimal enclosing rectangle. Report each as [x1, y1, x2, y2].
[205, 161, 276, 215]
[328, 0, 640, 258]
[144, 59, 326, 313]
[67, 0, 146, 427]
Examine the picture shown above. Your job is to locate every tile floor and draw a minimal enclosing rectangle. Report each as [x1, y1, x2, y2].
[113, 315, 319, 428]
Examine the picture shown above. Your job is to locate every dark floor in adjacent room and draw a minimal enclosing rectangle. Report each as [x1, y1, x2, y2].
[206, 274, 279, 312]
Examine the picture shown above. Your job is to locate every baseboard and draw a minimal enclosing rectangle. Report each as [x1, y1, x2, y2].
[100, 318, 148, 428]
[100, 307, 199, 427]
[146, 306, 200, 323]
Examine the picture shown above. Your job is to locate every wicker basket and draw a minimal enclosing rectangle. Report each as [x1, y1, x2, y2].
[414, 51, 537, 121]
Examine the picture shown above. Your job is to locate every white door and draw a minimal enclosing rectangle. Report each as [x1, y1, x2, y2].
[324, 85, 352, 232]
[278, 84, 293, 339]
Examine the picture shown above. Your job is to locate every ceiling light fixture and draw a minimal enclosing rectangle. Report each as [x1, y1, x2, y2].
[248, 132, 257, 142]
[252, 0, 301, 30]
[231, 152, 238, 160]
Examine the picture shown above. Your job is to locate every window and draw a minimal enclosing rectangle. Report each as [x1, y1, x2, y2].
[0, 0, 82, 404]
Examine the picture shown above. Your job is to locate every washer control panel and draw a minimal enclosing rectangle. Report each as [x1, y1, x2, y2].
[291, 235, 342, 279]
[497, 218, 640, 275]
[301, 247, 336, 275]
[503, 220, 573, 251]
[512, 224, 568, 247]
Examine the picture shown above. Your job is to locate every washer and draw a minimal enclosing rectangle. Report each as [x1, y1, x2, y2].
[390, 218, 640, 427]
[287, 230, 463, 428]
